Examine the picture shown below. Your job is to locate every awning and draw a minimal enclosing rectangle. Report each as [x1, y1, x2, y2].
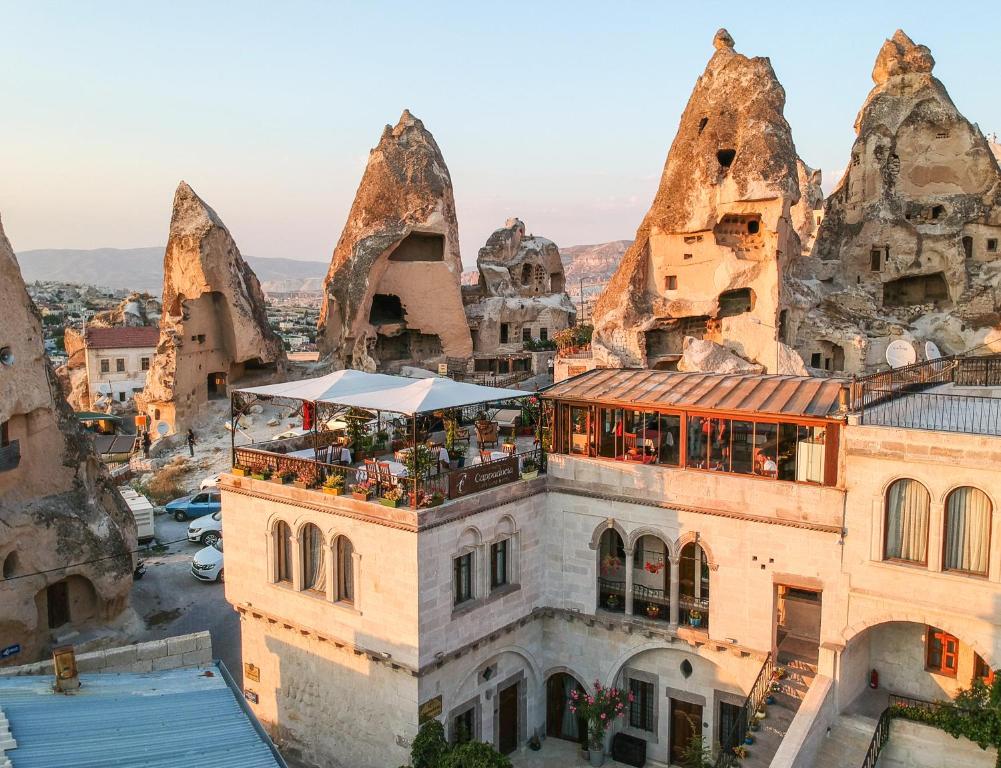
[234, 370, 530, 416]
[76, 411, 123, 422]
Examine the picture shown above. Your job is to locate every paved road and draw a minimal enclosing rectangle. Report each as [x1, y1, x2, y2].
[130, 512, 243, 685]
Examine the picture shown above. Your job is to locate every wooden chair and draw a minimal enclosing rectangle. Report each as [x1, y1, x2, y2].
[501, 442, 517, 455]
[377, 461, 396, 488]
[475, 420, 498, 449]
[364, 459, 379, 486]
[623, 432, 639, 461]
[444, 418, 470, 450]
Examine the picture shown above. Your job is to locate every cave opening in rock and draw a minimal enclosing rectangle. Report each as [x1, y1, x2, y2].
[207, 372, 228, 400]
[3, 551, 17, 579]
[369, 293, 406, 325]
[698, 117, 709, 134]
[521, 264, 533, 286]
[717, 149, 736, 168]
[882, 272, 951, 307]
[550, 272, 565, 293]
[717, 288, 755, 318]
[778, 309, 788, 343]
[374, 330, 443, 366]
[645, 316, 709, 359]
[962, 236, 973, 259]
[388, 232, 445, 262]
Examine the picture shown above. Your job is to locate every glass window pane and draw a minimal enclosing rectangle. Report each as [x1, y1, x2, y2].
[754, 422, 778, 477]
[707, 418, 731, 472]
[777, 423, 798, 481]
[795, 425, 826, 483]
[687, 416, 709, 468]
[884, 479, 930, 563]
[658, 414, 680, 465]
[570, 406, 590, 455]
[599, 408, 619, 459]
[730, 420, 754, 474]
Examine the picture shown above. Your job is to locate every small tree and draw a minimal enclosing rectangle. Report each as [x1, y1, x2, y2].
[438, 741, 512, 768]
[679, 728, 715, 768]
[570, 680, 631, 753]
[410, 720, 448, 768]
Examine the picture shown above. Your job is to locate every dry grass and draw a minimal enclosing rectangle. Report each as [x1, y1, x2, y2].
[138, 457, 191, 505]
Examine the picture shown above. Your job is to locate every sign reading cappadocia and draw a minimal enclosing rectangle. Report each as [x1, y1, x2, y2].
[448, 456, 518, 500]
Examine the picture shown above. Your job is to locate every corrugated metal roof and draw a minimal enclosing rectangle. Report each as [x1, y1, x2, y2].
[92, 435, 137, 455]
[543, 368, 847, 419]
[0, 665, 284, 768]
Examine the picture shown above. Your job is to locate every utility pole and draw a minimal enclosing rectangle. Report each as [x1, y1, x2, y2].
[578, 278, 585, 325]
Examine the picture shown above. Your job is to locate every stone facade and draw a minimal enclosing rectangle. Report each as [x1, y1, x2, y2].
[137, 182, 285, 435]
[317, 111, 473, 373]
[592, 30, 817, 374]
[0, 211, 136, 667]
[462, 218, 576, 377]
[793, 30, 1001, 373]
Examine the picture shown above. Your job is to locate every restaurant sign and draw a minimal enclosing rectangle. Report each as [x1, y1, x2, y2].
[418, 695, 443, 724]
[448, 456, 519, 500]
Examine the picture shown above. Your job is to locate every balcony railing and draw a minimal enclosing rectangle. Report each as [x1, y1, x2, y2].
[714, 653, 773, 768]
[632, 583, 670, 622]
[598, 577, 625, 613]
[858, 390, 1001, 435]
[0, 440, 20, 472]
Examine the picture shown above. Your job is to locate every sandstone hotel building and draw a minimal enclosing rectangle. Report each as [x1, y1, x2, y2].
[219, 357, 1001, 767]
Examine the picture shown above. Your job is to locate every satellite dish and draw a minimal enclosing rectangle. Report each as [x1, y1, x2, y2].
[886, 339, 917, 369]
[156, 422, 169, 436]
[925, 340, 942, 361]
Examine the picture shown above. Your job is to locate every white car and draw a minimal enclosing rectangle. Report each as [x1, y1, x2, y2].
[191, 540, 223, 583]
[187, 511, 222, 546]
[199, 474, 221, 490]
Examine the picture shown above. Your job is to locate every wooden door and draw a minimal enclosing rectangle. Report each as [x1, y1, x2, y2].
[47, 580, 70, 629]
[498, 681, 519, 754]
[670, 699, 703, 764]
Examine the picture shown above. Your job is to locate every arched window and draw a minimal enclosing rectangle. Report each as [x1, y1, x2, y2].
[301, 524, 326, 593]
[944, 487, 991, 575]
[679, 541, 709, 629]
[632, 535, 670, 622]
[335, 536, 354, 603]
[521, 264, 533, 285]
[275, 521, 292, 583]
[884, 479, 930, 564]
[533, 265, 547, 292]
[597, 529, 625, 612]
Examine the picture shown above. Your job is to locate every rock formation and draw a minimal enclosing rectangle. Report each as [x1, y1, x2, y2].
[90, 292, 162, 328]
[591, 30, 814, 374]
[793, 30, 1001, 373]
[462, 218, 576, 377]
[317, 110, 472, 372]
[137, 182, 285, 435]
[0, 210, 136, 665]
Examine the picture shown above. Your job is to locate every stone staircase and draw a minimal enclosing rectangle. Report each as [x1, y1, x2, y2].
[740, 648, 818, 768]
[811, 713, 878, 768]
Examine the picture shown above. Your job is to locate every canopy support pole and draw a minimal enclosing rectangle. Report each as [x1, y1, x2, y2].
[413, 413, 419, 506]
[230, 393, 236, 467]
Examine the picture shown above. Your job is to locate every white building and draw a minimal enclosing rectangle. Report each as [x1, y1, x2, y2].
[82, 326, 159, 408]
[220, 364, 1001, 768]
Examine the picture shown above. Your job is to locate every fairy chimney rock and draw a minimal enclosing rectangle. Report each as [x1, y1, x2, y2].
[0, 211, 136, 665]
[591, 30, 809, 373]
[137, 182, 285, 435]
[792, 31, 1001, 374]
[318, 110, 472, 372]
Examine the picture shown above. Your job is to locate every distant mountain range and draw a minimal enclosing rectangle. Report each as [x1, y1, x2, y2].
[18, 239, 632, 297]
[16, 247, 328, 294]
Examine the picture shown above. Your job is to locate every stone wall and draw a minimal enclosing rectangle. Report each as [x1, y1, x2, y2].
[880, 718, 996, 768]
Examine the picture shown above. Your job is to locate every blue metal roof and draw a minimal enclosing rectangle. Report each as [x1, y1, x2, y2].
[0, 664, 285, 768]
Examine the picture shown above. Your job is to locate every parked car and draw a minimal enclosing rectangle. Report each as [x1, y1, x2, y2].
[191, 540, 223, 583]
[166, 489, 221, 522]
[187, 511, 222, 546]
[199, 474, 221, 490]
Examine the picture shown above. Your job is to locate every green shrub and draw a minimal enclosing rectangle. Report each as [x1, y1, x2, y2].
[410, 720, 447, 768]
[438, 741, 511, 768]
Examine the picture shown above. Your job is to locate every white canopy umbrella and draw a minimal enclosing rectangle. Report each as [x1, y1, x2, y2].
[234, 369, 406, 402]
[331, 376, 529, 415]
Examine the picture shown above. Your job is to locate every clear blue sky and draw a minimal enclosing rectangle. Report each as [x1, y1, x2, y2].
[1, 1, 998, 269]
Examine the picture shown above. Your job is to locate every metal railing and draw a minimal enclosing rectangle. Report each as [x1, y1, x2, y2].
[598, 577, 626, 612]
[860, 706, 892, 768]
[715, 653, 774, 768]
[859, 390, 1001, 435]
[557, 345, 593, 360]
[849, 356, 958, 412]
[631, 584, 670, 621]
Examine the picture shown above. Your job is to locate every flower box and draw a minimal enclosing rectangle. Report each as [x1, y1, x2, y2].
[379, 498, 399, 508]
[231, 467, 248, 477]
[645, 604, 660, 619]
[352, 491, 371, 501]
[293, 481, 308, 489]
[521, 469, 539, 480]
[251, 472, 266, 481]
[323, 487, 343, 496]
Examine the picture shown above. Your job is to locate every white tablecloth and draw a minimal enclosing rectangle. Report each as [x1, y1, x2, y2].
[287, 446, 352, 463]
[395, 446, 449, 464]
[356, 460, 408, 482]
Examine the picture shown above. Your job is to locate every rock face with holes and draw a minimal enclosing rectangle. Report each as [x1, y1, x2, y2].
[462, 218, 576, 377]
[591, 30, 816, 374]
[793, 30, 1001, 374]
[0, 211, 136, 666]
[317, 110, 473, 373]
[136, 182, 285, 435]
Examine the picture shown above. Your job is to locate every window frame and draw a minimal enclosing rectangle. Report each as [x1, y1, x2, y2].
[882, 478, 931, 566]
[925, 626, 959, 677]
[628, 678, 655, 732]
[300, 523, 326, 595]
[115, 358, 126, 372]
[490, 539, 509, 590]
[275, 521, 293, 583]
[942, 486, 992, 577]
[100, 358, 110, 374]
[454, 551, 474, 605]
[335, 535, 355, 605]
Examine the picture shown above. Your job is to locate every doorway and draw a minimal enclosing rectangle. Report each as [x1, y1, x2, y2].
[776, 585, 822, 665]
[498, 681, 519, 754]
[669, 699, 703, 764]
[46, 580, 70, 629]
[207, 372, 227, 400]
[546, 673, 586, 744]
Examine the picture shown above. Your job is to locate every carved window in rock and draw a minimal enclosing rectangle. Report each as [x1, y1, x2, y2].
[521, 264, 533, 286]
[275, 521, 292, 583]
[533, 265, 547, 292]
[300, 523, 326, 594]
[522, 327, 532, 343]
[988, 239, 998, 253]
[883, 479, 930, 565]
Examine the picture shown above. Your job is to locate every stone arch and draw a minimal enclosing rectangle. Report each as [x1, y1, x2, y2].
[674, 531, 719, 571]
[626, 527, 677, 560]
[939, 483, 996, 511]
[291, 514, 325, 541]
[496, 514, 518, 539]
[542, 665, 594, 696]
[879, 475, 930, 499]
[842, 615, 994, 667]
[448, 644, 544, 705]
[458, 525, 483, 550]
[588, 518, 629, 551]
[602, 640, 728, 690]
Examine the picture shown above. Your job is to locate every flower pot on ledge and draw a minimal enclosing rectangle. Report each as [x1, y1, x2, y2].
[231, 467, 248, 477]
[251, 472, 266, 481]
[322, 487, 343, 496]
[521, 469, 539, 480]
[379, 497, 399, 508]
[352, 491, 371, 502]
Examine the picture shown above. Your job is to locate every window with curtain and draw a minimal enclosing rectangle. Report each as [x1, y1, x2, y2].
[884, 479, 930, 564]
[628, 678, 654, 731]
[301, 523, 326, 593]
[336, 536, 354, 603]
[491, 539, 508, 590]
[276, 521, 292, 583]
[454, 552, 473, 605]
[944, 487, 991, 575]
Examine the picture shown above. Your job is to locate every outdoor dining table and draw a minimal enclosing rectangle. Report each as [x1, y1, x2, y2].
[287, 446, 353, 463]
[477, 450, 523, 470]
[355, 460, 408, 482]
[395, 446, 449, 464]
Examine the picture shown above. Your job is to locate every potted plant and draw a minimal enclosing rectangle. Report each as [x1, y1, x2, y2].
[521, 456, 539, 480]
[600, 554, 622, 575]
[351, 481, 373, 501]
[748, 720, 760, 733]
[569, 680, 631, 767]
[251, 467, 267, 481]
[279, 470, 296, 485]
[346, 409, 370, 460]
[765, 693, 776, 705]
[374, 430, 389, 453]
[773, 667, 787, 680]
[322, 474, 344, 496]
[605, 593, 620, 610]
[645, 604, 660, 619]
[743, 732, 755, 745]
[231, 464, 249, 477]
[644, 560, 664, 574]
[447, 447, 465, 469]
[380, 485, 403, 508]
[293, 474, 309, 489]
[733, 744, 748, 760]
[754, 707, 767, 721]
[688, 609, 703, 628]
